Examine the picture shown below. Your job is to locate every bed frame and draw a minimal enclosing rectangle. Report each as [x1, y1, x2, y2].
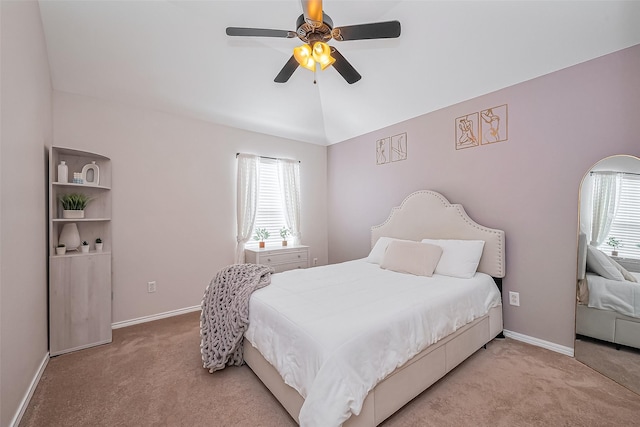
[243, 190, 506, 426]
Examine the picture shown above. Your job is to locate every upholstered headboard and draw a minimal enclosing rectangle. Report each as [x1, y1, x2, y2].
[371, 190, 506, 278]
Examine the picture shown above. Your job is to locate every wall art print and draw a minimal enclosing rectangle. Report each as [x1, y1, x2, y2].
[377, 133, 407, 165]
[391, 133, 407, 162]
[480, 104, 508, 145]
[455, 104, 508, 150]
[455, 113, 479, 150]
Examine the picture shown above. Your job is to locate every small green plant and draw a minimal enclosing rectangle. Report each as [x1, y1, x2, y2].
[59, 193, 91, 210]
[82, 240, 89, 246]
[280, 227, 291, 240]
[253, 228, 270, 242]
[607, 237, 621, 249]
[95, 237, 102, 244]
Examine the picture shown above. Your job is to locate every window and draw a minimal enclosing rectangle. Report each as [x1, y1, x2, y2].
[250, 158, 287, 246]
[597, 173, 640, 259]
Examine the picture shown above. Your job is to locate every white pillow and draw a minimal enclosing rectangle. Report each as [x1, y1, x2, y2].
[380, 241, 443, 277]
[366, 237, 413, 264]
[586, 246, 625, 281]
[420, 239, 485, 279]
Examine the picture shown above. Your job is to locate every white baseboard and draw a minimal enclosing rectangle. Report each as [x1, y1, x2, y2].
[10, 352, 49, 427]
[112, 305, 201, 329]
[503, 329, 574, 357]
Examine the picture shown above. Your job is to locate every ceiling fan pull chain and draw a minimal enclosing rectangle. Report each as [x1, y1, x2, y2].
[313, 66, 317, 85]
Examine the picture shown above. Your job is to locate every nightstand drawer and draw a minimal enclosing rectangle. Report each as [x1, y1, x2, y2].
[262, 251, 307, 265]
[273, 262, 308, 273]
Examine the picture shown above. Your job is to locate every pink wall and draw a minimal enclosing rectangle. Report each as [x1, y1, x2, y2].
[327, 44, 640, 349]
[1, 1, 52, 425]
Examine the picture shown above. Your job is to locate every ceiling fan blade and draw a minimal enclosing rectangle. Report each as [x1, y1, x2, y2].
[301, 0, 323, 27]
[330, 48, 361, 84]
[332, 21, 401, 41]
[274, 56, 300, 83]
[226, 27, 297, 38]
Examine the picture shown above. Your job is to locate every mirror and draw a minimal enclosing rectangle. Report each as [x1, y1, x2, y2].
[575, 155, 640, 395]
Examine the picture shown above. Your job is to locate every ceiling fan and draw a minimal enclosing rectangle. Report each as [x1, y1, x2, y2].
[225, 0, 401, 84]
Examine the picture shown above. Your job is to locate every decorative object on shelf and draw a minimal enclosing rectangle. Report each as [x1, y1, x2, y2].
[254, 228, 270, 249]
[59, 193, 91, 219]
[607, 237, 621, 256]
[80, 240, 90, 253]
[95, 238, 103, 252]
[280, 227, 291, 246]
[72, 172, 84, 184]
[59, 223, 81, 251]
[56, 243, 66, 255]
[81, 161, 100, 186]
[57, 160, 68, 183]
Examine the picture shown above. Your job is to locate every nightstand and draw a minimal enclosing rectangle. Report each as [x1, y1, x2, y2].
[245, 245, 310, 273]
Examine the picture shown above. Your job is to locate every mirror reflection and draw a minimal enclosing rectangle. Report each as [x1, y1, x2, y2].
[576, 155, 640, 394]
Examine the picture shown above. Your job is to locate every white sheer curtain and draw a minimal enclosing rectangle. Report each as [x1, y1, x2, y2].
[590, 172, 621, 247]
[277, 159, 301, 245]
[236, 154, 260, 263]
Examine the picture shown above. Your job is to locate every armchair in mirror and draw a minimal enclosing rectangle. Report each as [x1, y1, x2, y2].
[575, 154, 640, 395]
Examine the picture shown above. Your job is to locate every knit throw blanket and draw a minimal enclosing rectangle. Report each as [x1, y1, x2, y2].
[200, 263, 274, 373]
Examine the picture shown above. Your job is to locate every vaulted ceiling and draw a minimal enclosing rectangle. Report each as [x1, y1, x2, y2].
[38, 1, 640, 145]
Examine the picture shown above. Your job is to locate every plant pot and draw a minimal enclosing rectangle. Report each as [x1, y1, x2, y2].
[282, 240, 288, 246]
[95, 243, 103, 252]
[80, 245, 90, 253]
[259, 241, 265, 249]
[56, 246, 66, 255]
[612, 250, 618, 257]
[63, 209, 85, 219]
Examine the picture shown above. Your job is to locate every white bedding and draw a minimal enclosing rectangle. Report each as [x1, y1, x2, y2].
[244, 259, 501, 427]
[587, 271, 640, 318]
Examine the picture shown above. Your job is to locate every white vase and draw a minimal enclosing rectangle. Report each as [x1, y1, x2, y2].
[81, 161, 100, 186]
[62, 210, 84, 219]
[59, 223, 81, 250]
[57, 161, 68, 183]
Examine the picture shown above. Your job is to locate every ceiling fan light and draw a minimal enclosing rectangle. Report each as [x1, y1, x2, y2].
[294, 44, 316, 71]
[312, 42, 335, 70]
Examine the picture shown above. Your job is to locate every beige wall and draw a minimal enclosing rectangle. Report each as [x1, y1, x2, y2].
[1, 1, 52, 425]
[53, 92, 328, 323]
[327, 44, 640, 350]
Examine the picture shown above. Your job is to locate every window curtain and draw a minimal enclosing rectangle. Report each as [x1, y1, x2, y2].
[236, 154, 260, 263]
[277, 159, 301, 245]
[590, 172, 621, 247]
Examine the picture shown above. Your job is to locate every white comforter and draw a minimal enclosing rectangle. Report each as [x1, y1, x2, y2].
[587, 271, 640, 318]
[244, 259, 501, 427]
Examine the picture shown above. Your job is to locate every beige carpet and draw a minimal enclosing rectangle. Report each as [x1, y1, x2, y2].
[21, 312, 640, 427]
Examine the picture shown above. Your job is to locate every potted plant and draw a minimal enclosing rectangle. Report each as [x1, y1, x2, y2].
[607, 237, 621, 256]
[95, 237, 103, 252]
[59, 193, 91, 219]
[253, 228, 269, 249]
[80, 240, 90, 253]
[280, 227, 291, 246]
[56, 243, 66, 255]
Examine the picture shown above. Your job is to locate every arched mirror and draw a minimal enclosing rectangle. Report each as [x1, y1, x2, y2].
[575, 155, 640, 394]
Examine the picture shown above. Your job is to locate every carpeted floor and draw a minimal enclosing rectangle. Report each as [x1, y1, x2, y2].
[20, 312, 640, 427]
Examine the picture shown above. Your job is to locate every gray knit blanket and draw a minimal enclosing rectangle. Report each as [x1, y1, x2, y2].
[200, 263, 274, 373]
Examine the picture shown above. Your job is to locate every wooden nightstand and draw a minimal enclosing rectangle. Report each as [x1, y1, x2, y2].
[245, 245, 310, 273]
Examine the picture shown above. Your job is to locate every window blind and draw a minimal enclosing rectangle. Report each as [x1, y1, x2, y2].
[597, 174, 640, 260]
[251, 158, 287, 246]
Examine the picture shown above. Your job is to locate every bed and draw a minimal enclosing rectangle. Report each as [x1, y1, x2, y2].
[243, 190, 506, 426]
[576, 232, 640, 350]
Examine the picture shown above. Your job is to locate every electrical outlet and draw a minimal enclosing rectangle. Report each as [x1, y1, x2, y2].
[509, 291, 520, 306]
[148, 281, 156, 293]
[313, 258, 318, 266]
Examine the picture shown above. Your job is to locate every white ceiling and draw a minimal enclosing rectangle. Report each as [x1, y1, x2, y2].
[38, 0, 640, 145]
